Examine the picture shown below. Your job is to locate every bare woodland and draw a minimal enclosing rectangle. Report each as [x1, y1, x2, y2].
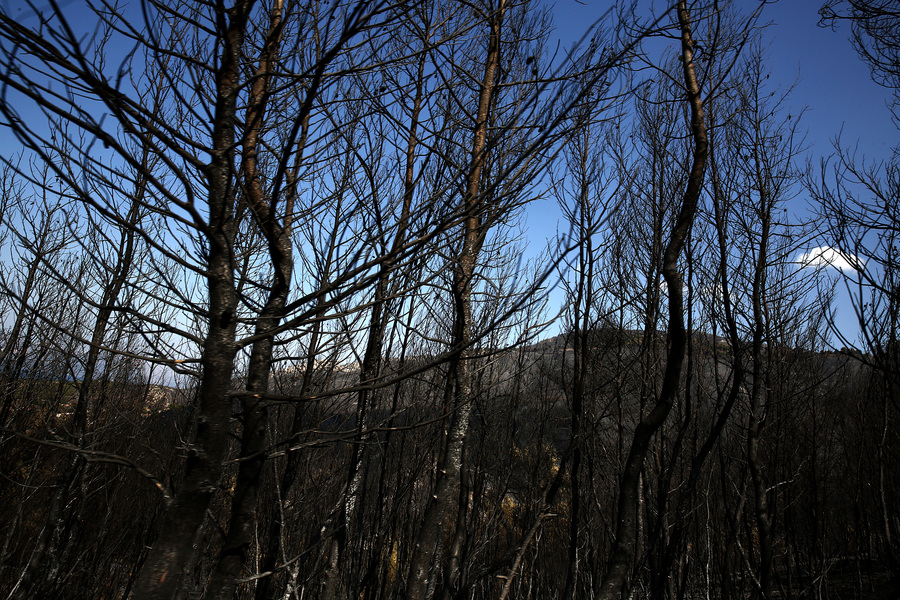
[0, 0, 897, 599]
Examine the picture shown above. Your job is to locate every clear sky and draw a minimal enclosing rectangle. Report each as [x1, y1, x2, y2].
[534, 0, 895, 345]
[1, 0, 892, 347]
[762, 1, 894, 159]
[546, 0, 894, 159]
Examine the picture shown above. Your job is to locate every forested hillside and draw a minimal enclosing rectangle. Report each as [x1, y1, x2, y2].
[0, 1, 897, 599]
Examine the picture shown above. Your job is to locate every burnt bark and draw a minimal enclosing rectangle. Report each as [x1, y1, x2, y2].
[131, 2, 250, 597]
[597, 2, 708, 598]
[206, 1, 294, 595]
[404, 3, 504, 598]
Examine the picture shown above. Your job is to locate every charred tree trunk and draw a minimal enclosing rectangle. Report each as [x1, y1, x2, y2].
[747, 158, 774, 600]
[321, 37, 427, 600]
[207, 2, 295, 596]
[131, 3, 249, 596]
[404, 3, 504, 598]
[597, 3, 708, 598]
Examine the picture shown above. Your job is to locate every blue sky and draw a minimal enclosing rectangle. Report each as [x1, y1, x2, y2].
[546, 1, 894, 160]
[1, 0, 892, 347]
[765, 1, 894, 164]
[532, 0, 896, 345]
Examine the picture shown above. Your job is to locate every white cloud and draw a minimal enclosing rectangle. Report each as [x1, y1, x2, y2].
[795, 247, 863, 272]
